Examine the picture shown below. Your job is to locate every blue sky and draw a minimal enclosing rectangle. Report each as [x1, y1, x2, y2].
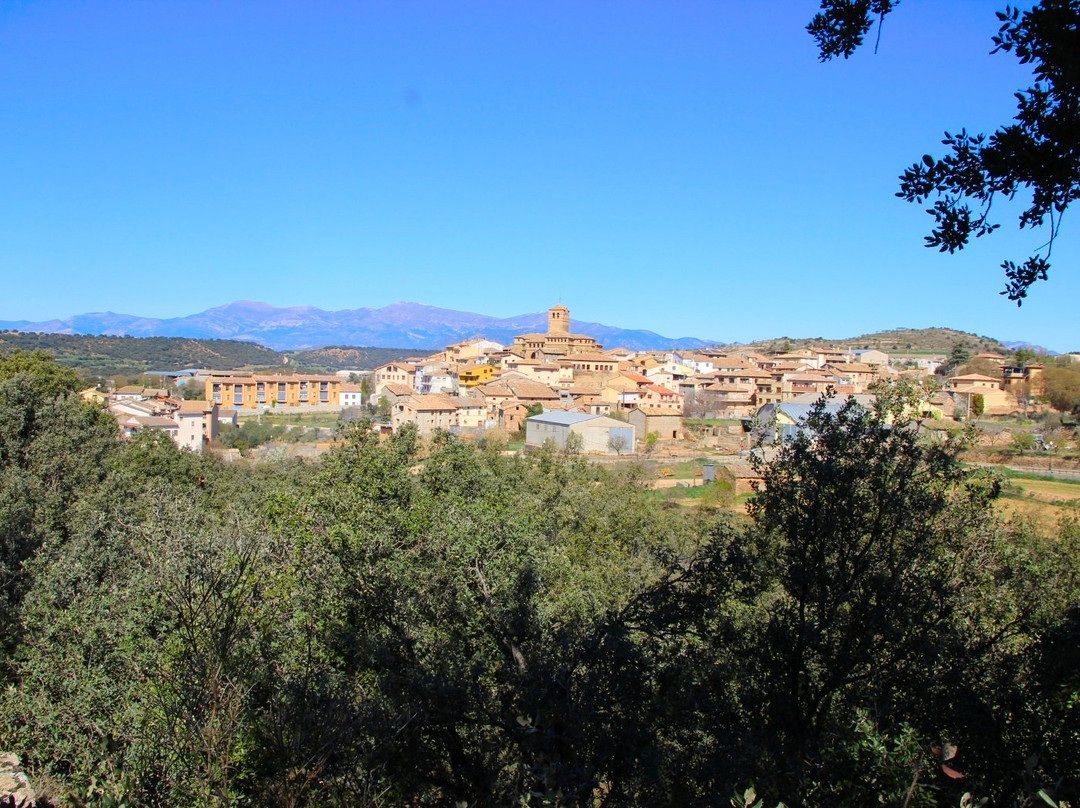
[1, 1, 1075, 350]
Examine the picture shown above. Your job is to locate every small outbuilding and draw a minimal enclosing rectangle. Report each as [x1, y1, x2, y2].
[627, 406, 684, 443]
[525, 411, 635, 455]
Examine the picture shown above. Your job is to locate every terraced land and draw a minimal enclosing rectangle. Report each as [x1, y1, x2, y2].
[996, 472, 1080, 530]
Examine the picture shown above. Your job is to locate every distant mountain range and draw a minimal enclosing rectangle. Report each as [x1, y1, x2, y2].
[0, 301, 713, 352]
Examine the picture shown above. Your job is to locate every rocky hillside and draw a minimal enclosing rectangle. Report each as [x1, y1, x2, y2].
[743, 327, 1011, 355]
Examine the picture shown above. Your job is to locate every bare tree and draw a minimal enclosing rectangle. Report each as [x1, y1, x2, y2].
[683, 389, 711, 429]
[608, 432, 629, 456]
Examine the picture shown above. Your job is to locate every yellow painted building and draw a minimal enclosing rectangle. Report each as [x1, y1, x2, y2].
[458, 363, 497, 388]
[206, 374, 342, 408]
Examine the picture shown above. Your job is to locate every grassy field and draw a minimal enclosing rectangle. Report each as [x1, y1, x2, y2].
[642, 482, 754, 520]
[996, 470, 1080, 530]
[652, 457, 714, 480]
[243, 411, 343, 429]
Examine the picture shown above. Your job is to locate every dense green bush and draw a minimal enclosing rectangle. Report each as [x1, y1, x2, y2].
[2, 355, 1078, 807]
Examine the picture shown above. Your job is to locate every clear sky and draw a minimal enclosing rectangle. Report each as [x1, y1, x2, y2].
[1, 1, 1075, 350]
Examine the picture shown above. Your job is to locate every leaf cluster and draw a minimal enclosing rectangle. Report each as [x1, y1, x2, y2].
[812, 0, 1080, 301]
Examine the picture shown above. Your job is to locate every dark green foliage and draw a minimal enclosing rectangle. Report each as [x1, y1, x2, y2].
[0, 349, 83, 398]
[217, 419, 321, 451]
[807, 0, 899, 60]
[3, 360, 1078, 806]
[0, 351, 117, 682]
[811, 0, 1080, 301]
[939, 340, 975, 377]
[178, 383, 206, 400]
[0, 332, 281, 375]
[7, 425, 311, 806]
[972, 392, 986, 416]
[0, 331, 419, 377]
[1045, 361, 1080, 413]
[741, 395, 991, 797]
[286, 345, 427, 372]
[592, 390, 1080, 805]
[284, 425, 703, 805]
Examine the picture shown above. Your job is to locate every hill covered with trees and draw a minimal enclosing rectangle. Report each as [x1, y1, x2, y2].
[745, 326, 1011, 355]
[286, 344, 429, 372]
[0, 332, 419, 377]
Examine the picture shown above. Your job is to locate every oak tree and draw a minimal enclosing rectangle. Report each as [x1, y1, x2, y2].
[809, 0, 1080, 302]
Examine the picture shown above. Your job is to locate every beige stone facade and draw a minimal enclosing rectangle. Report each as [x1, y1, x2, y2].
[512, 305, 602, 359]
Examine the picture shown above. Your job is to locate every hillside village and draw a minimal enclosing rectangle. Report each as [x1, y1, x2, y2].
[84, 304, 1061, 456]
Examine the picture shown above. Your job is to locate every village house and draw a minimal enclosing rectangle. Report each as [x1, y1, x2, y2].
[562, 383, 604, 409]
[391, 394, 459, 435]
[823, 362, 878, 393]
[780, 370, 843, 401]
[498, 400, 530, 434]
[639, 383, 683, 412]
[708, 356, 757, 373]
[409, 360, 457, 395]
[671, 351, 716, 375]
[699, 382, 756, 417]
[474, 378, 562, 422]
[627, 406, 684, 443]
[115, 414, 178, 441]
[674, 375, 708, 401]
[946, 373, 1018, 416]
[558, 352, 622, 377]
[771, 349, 822, 369]
[376, 383, 415, 409]
[373, 362, 416, 391]
[643, 361, 695, 388]
[206, 374, 342, 410]
[604, 347, 637, 362]
[445, 338, 504, 366]
[111, 396, 217, 454]
[817, 347, 854, 366]
[476, 381, 516, 419]
[500, 360, 568, 387]
[851, 349, 890, 369]
[1002, 363, 1046, 398]
[79, 387, 110, 405]
[340, 383, 364, 409]
[574, 396, 613, 416]
[175, 400, 218, 452]
[113, 385, 168, 400]
[457, 363, 498, 388]
[109, 396, 174, 419]
[600, 373, 651, 412]
[494, 378, 563, 409]
[948, 373, 1003, 391]
[447, 395, 487, 430]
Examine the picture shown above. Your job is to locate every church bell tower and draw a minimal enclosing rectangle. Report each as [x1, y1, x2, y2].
[547, 304, 569, 335]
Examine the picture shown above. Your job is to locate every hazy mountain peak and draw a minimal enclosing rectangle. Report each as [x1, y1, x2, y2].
[0, 301, 711, 352]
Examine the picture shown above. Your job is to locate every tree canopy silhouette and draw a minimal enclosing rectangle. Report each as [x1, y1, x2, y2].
[809, 0, 1080, 303]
